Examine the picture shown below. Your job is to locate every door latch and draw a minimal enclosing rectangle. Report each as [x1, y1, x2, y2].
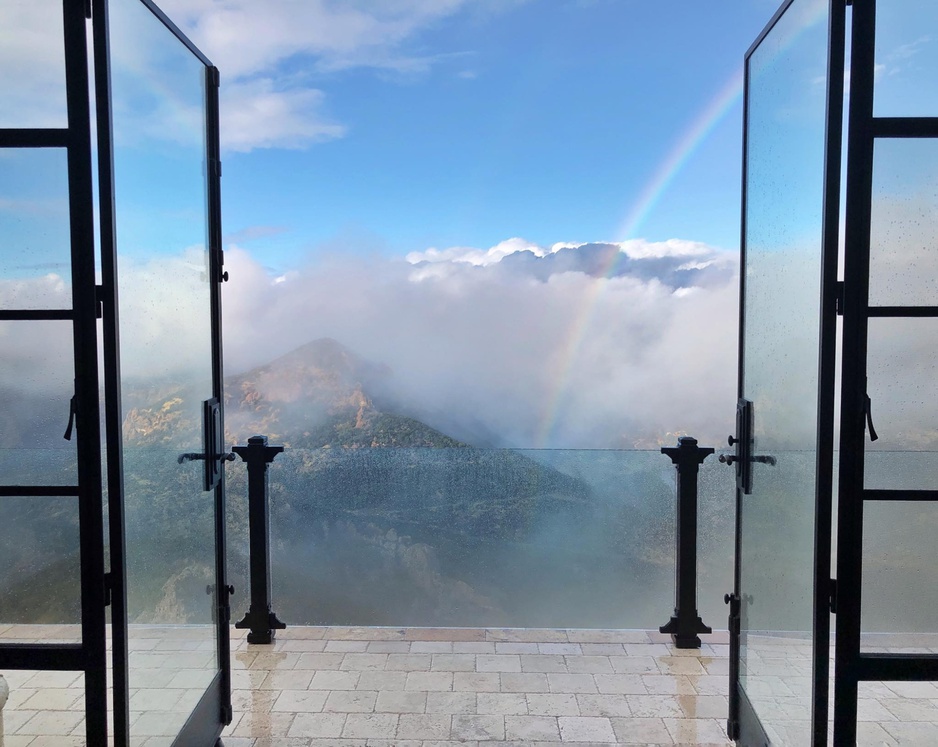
[177, 399, 234, 490]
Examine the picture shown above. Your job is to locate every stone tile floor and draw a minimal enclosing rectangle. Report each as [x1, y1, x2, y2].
[221, 627, 733, 747]
[3, 625, 938, 745]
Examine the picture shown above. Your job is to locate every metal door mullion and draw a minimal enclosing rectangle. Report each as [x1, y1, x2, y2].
[835, 0, 877, 742]
[0, 310, 74, 320]
[867, 306, 938, 317]
[90, 0, 130, 741]
[864, 490, 938, 501]
[727, 20, 753, 738]
[812, 0, 847, 741]
[63, 0, 108, 743]
[0, 644, 84, 669]
[857, 654, 938, 681]
[871, 117, 938, 137]
[0, 486, 80, 496]
[206, 61, 233, 729]
[0, 129, 70, 147]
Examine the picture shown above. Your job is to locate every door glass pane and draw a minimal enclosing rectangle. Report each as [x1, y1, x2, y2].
[0, 0, 68, 128]
[110, 0, 217, 740]
[0, 149, 72, 310]
[0, 321, 77, 484]
[740, 0, 829, 742]
[869, 139, 938, 307]
[862, 501, 938, 653]
[874, 0, 938, 116]
[865, 318, 938, 490]
[0, 496, 81, 641]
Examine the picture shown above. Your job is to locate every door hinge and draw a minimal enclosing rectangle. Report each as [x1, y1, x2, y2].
[103, 572, 113, 607]
[221, 703, 233, 724]
[835, 281, 845, 316]
[85, 0, 92, 19]
[828, 578, 837, 614]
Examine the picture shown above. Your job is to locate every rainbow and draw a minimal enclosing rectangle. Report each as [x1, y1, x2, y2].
[617, 68, 745, 242]
[534, 0, 828, 448]
[533, 68, 745, 448]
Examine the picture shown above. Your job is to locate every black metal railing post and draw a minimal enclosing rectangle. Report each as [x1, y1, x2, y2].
[659, 435, 714, 648]
[233, 435, 286, 644]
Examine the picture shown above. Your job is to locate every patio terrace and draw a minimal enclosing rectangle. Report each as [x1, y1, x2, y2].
[5, 625, 938, 745]
[3, 625, 735, 746]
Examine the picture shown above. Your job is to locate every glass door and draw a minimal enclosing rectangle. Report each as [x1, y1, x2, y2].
[834, 0, 938, 742]
[730, 0, 842, 744]
[0, 1, 109, 743]
[96, 0, 230, 744]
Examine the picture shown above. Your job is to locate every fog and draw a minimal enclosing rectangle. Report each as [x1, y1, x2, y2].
[221, 237, 740, 448]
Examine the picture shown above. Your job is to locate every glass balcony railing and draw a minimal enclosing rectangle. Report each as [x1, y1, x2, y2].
[5, 442, 937, 639]
[226, 446, 737, 630]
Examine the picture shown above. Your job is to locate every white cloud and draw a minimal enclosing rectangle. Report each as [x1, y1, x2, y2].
[407, 237, 546, 266]
[219, 237, 740, 449]
[151, 0, 499, 152]
[221, 79, 346, 152]
[159, 0, 468, 78]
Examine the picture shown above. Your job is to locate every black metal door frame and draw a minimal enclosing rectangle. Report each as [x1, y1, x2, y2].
[0, 1, 231, 744]
[728, 0, 845, 744]
[92, 0, 232, 744]
[0, 1, 109, 744]
[834, 0, 938, 743]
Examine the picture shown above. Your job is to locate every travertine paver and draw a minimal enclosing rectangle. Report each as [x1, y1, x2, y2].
[8, 626, 938, 744]
[451, 713, 505, 741]
[476, 692, 528, 715]
[558, 714, 617, 741]
[425, 691, 476, 714]
[374, 690, 427, 713]
[506, 714, 561, 740]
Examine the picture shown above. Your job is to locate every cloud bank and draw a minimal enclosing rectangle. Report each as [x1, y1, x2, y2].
[0, 236, 740, 449]
[220, 238, 740, 448]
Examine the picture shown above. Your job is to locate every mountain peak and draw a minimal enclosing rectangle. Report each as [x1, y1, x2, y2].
[223, 339, 460, 449]
[269, 337, 360, 373]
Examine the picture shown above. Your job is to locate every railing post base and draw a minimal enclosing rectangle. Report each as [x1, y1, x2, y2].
[659, 613, 713, 649]
[236, 608, 287, 645]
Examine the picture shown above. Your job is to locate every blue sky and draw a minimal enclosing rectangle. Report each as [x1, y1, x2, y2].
[169, 0, 783, 272]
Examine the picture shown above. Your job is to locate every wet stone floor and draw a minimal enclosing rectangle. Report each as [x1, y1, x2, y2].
[3, 625, 938, 745]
